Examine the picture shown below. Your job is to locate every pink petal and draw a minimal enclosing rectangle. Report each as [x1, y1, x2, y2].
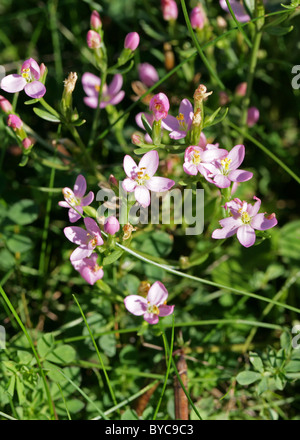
[219, 216, 241, 229]
[134, 186, 150, 207]
[58, 201, 70, 208]
[147, 281, 168, 307]
[219, 0, 250, 23]
[227, 144, 245, 170]
[70, 246, 93, 262]
[82, 72, 100, 97]
[183, 162, 198, 176]
[145, 176, 175, 192]
[247, 196, 261, 217]
[228, 169, 253, 183]
[201, 148, 228, 163]
[179, 98, 193, 122]
[81, 191, 94, 206]
[73, 174, 87, 198]
[237, 224, 256, 247]
[105, 90, 125, 106]
[84, 218, 104, 245]
[138, 150, 159, 178]
[1, 74, 26, 93]
[212, 225, 238, 239]
[64, 226, 88, 245]
[107, 74, 123, 95]
[124, 295, 148, 316]
[169, 130, 187, 140]
[199, 132, 207, 148]
[26, 58, 40, 79]
[159, 304, 175, 317]
[83, 96, 98, 108]
[213, 174, 231, 188]
[162, 115, 179, 132]
[24, 81, 46, 99]
[68, 206, 83, 223]
[80, 265, 104, 285]
[144, 313, 159, 325]
[123, 155, 138, 179]
[122, 178, 137, 192]
[251, 213, 278, 231]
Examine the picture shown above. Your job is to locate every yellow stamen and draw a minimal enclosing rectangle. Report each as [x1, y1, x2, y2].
[221, 158, 232, 171]
[241, 211, 251, 224]
[147, 303, 160, 315]
[95, 85, 100, 92]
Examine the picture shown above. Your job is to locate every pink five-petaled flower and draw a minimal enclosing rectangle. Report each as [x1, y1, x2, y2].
[204, 144, 253, 188]
[64, 217, 104, 261]
[219, 0, 250, 23]
[149, 93, 170, 121]
[122, 150, 175, 208]
[1, 58, 46, 99]
[212, 196, 278, 248]
[59, 174, 94, 223]
[162, 99, 194, 140]
[72, 253, 104, 285]
[124, 281, 174, 325]
[183, 145, 228, 177]
[82, 72, 125, 109]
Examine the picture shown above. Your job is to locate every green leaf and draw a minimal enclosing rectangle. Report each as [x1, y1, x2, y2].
[19, 155, 29, 167]
[265, 26, 294, 36]
[99, 334, 116, 357]
[103, 249, 124, 266]
[141, 113, 153, 138]
[249, 352, 264, 373]
[37, 333, 55, 358]
[17, 350, 33, 365]
[257, 377, 268, 395]
[121, 408, 139, 420]
[236, 370, 261, 385]
[132, 231, 173, 258]
[46, 345, 76, 364]
[134, 146, 159, 155]
[8, 199, 39, 225]
[33, 107, 61, 122]
[108, 60, 135, 75]
[24, 98, 40, 105]
[7, 375, 16, 398]
[243, 0, 255, 15]
[203, 107, 228, 128]
[7, 235, 33, 254]
[0, 249, 15, 270]
[16, 376, 25, 404]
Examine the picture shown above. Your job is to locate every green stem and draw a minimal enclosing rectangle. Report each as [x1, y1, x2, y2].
[72, 294, 118, 410]
[180, 0, 225, 90]
[87, 69, 107, 151]
[0, 285, 55, 419]
[153, 316, 175, 420]
[225, 0, 253, 48]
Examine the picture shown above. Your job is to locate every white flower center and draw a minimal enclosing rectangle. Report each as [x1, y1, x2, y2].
[220, 158, 232, 176]
[239, 209, 251, 224]
[191, 149, 201, 165]
[147, 302, 159, 315]
[63, 188, 80, 206]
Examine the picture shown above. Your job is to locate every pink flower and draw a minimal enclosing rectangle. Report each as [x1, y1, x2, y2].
[212, 196, 278, 247]
[190, 4, 206, 29]
[183, 145, 228, 177]
[64, 217, 104, 261]
[87, 30, 101, 49]
[122, 150, 175, 208]
[82, 72, 125, 109]
[162, 99, 194, 140]
[124, 281, 174, 324]
[7, 114, 23, 130]
[59, 174, 94, 223]
[72, 253, 104, 285]
[149, 93, 170, 121]
[1, 58, 46, 99]
[90, 10, 102, 30]
[138, 63, 159, 87]
[247, 107, 260, 127]
[0, 95, 12, 113]
[22, 138, 32, 149]
[161, 0, 178, 21]
[124, 32, 140, 51]
[235, 82, 247, 97]
[219, 0, 250, 23]
[204, 144, 253, 188]
[104, 216, 120, 235]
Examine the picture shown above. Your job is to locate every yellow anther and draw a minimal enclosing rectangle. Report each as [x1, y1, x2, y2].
[241, 211, 251, 224]
[221, 158, 232, 171]
[176, 113, 186, 129]
[147, 303, 160, 315]
[94, 85, 100, 92]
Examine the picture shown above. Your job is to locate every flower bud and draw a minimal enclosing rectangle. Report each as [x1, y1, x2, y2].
[190, 4, 206, 30]
[109, 174, 119, 187]
[161, 0, 178, 21]
[104, 216, 120, 235]
[124, 32, 140, 51]
[7, 114, 23, 130]
[219, 91, 230, 106]
[0, 95, 12, 113]
[87, 30, 101, 49]
[131, 132, 144, 146]
[22, 137, 33, 150]
[138, 63, 159, 87]
[90, 10, 102, 30]
[247, 107, 260, 127]
[149, 93, 170, 121]
[235, 82, 247, 97]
